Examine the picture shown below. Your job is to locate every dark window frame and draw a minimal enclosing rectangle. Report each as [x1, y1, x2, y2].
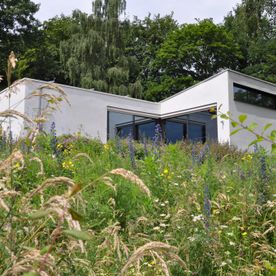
[233, 83, 276, 110]
[108, 111, 209, 143]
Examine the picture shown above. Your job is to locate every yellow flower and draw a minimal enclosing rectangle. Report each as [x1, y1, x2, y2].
[104, 144, 110, 151]
[213, 209, 220, 215]
[242, 154, 253, 161]
[62, 160, 74, 170]
[163, 168, 169, 175]
[14, 162, 21, 168]
[57, 143, 63, 149]
[242, 232, 247, 236]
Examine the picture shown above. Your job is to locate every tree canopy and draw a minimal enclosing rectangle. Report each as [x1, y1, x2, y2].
[0, 0, 40, 87]
[144, 19, 243, 100]
[1, 0, 276, 100]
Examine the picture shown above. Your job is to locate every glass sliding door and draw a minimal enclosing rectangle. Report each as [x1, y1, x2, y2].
[136, 121, 156, 141]
[188, 122, 206, 143]
[108, 109, 217, 144]
[165, 121, 186, 143]
[108, 111, 157, 140]
[108, 111, 134, 139]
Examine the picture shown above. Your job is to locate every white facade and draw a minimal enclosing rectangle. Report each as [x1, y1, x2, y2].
[0, 70, 275, 151]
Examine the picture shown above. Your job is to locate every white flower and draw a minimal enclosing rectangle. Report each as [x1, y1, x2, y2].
[153, 226, 160, 231]
[160, 203, 165, 207]
[220, 225, 228, 229]
[160, 213, 166, 217]
[159, 223, 167, 228]
[227, 232, 234, 237]
[220, 261, 227, 267]
[188, 236, 195, 242]
[229, 241, 235, 246]
[192, 214, 204, 222]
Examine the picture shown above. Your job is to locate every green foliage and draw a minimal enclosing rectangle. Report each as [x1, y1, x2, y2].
[59, 1, 143, 97]
[146, 19, 243, 100]
[0, 0, 40, 88]
[16, 16, 75, 83]
[126, 14, 178, 100]
[1, 131, 275, 274]
[63, 230, 92, 241]
[224, 0, 276, 82]
[3, 0, 276, 100]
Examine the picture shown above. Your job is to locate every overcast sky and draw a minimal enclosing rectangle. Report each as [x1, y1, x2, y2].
[33, 0, 241, 24]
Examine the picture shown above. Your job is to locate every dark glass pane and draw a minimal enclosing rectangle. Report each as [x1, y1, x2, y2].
[188, 123, 205, 142]
[137, 121, 156, 140]
[234, 86, 248, 102]
[234, 83, 276, 110]
[248, 92, 262, 105]
[165, 121, 185, 143]
[262, 93, 276, 109]
[117, 125, 133, 138]
[108, 112, 133, 139]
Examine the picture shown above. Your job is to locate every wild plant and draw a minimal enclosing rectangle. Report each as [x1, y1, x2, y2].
[128, 133, 136, 169]
[215, 108, 276, 154]
[0, 52, 275, 275]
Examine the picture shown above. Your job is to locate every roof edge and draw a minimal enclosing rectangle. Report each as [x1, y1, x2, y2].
[7, 78, 160, 106]
[159, 69, 276, 103]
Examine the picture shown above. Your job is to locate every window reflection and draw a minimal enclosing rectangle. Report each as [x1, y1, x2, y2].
[234, 83, 276, 110]
[108, 110, 217, 143]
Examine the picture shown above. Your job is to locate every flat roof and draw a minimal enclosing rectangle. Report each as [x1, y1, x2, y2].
[1, 69, 275, 103]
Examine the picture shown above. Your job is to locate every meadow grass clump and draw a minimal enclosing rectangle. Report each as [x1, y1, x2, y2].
[0, 74, 275, 276]
[0, 132, 275, 275]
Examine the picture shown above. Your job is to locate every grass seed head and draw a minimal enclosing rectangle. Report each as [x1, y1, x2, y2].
[110, 168, 151, 197]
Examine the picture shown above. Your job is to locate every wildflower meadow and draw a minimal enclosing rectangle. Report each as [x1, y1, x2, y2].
[0, 128, 275, 275]
[0, 54, 275, 275]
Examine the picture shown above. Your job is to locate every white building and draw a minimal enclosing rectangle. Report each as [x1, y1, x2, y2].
[0, 69, 275, 151]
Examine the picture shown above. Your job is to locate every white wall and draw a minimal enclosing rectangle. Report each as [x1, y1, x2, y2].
[161, 71, 231, 144]
[23, 79, 160, 143]
[0, 81, 26, 138]
[1, 71, 275, 151]
[228, 71, 276, 152]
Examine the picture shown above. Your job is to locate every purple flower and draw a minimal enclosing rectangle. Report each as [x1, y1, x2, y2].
[128, 133, 136, 169]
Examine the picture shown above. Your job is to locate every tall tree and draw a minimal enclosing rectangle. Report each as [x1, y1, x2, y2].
[0, 0, 40, 87]
[60, 0, 142, 97]
[126, 14, 178, 100]
[145, 19, 243, 101]
[224, 0, 276, 82]
[16, 16, 75, 83]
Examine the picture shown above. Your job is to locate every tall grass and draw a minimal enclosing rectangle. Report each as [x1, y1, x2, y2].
[0, 53, 275, 275]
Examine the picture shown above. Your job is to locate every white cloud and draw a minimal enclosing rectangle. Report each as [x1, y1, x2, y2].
[33, 0, 241, 23]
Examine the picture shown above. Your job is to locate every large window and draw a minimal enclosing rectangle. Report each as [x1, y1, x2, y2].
[234, 83, 276, 110]
[108, 110, 217, 143]
[165, 121, 186, 143]
[188, 123, 206, 143]
[108, 111, 157, 140]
